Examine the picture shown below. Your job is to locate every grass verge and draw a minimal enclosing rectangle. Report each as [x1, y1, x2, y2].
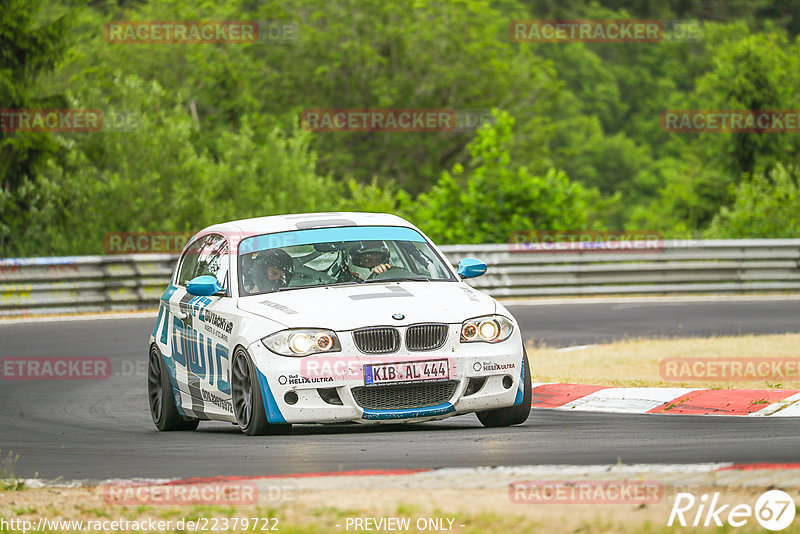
[527, 333, 800, 389]
[1, 486, 799, 533]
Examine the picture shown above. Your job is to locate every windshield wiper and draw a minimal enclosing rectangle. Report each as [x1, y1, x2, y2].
[364, 277, 430, 283]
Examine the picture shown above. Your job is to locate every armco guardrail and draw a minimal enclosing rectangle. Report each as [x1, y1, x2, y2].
[1, 239, 799, 317]
[0, 255, 176, 317]
[444, 239, 800, 297]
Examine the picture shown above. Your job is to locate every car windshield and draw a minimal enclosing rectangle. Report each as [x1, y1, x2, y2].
[237, 226, 456, 295]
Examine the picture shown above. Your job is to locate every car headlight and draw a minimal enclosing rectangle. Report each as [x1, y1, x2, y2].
[460, 315, 514, 343]
[262, 329, 341, 357]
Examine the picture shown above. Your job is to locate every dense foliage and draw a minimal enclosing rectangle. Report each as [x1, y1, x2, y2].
[2, 0, 800, 256]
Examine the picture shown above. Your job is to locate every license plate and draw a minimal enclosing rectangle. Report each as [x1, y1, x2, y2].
[364, 359, 449, 386]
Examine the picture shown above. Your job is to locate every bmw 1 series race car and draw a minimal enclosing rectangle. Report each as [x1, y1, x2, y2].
[148, 212, 531, 435]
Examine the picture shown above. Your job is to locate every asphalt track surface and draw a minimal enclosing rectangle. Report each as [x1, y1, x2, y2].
[1, 298, 799, 480]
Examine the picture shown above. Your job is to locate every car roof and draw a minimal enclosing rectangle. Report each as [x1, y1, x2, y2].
[198, 212, 419, 239]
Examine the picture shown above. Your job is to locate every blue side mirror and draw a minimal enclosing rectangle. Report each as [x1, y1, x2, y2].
[457, 258, 487, 279]
[186, 275, 224, 297]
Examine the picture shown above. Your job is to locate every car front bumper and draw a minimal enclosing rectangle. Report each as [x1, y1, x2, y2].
[249, 324, 526, 424]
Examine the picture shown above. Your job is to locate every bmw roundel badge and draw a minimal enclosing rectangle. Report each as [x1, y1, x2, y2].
[392, 313, 405, 320]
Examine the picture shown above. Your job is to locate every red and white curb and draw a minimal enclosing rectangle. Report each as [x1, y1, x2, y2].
[531, 383, 800, 416]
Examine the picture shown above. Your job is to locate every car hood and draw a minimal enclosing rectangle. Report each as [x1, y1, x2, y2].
[237, 281, 496, 330]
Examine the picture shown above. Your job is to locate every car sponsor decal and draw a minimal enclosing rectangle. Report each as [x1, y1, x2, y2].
[473, 361, 516, 372]
[201, 388, 233, 412]
[460, 287, 480, 302]
[201, 309, 233, 341]
[349, 285, 413, 300]
[278, 374, 334, 385]
[259, 300, 298, 314]
[169, 298, 232, 417]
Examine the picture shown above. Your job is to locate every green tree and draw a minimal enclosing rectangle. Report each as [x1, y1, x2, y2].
[27, 74, 342, 256]
[408, 111, 599, 243]
[0, 0, 73, 255]
[706, 164, 800, 238]
[694, 22, 800, 178]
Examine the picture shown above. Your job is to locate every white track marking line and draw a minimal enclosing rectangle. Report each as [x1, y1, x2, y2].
[558, 387, 699, 414]
[756, 391, 800, 416]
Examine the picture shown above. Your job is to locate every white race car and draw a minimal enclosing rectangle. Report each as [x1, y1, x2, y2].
[148, 212, 531, 435]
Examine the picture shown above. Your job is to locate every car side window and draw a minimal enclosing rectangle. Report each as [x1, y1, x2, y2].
[176, 238, 205, 286]
[194, 234, 229, 291]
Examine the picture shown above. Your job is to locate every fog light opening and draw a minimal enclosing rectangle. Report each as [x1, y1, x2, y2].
[318, 387, 343, 406]
[463, 376, 487, 397]
[284, 391, 299, 405]
[502, 375, 513, 390]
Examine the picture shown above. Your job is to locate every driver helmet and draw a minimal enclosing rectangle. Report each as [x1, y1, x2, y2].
[254, 248, 294, 288]
[349, 241, 390, 269]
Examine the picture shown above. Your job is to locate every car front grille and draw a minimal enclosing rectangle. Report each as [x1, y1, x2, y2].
[405, 324, 448, 351]
[351, 380, 458, 410]
[352, 327, 400, 354]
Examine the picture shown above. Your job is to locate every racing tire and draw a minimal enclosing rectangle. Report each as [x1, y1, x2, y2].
[476, 349, 532, 428]
[148, 345, 199, 431]
[231, 348, 292, 436]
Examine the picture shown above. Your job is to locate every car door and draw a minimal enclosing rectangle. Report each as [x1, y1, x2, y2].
[155, 233, 236, 420]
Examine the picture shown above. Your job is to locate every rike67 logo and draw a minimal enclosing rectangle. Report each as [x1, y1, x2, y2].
[669, 490, 796, 531]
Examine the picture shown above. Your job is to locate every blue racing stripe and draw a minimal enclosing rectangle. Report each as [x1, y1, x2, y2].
[513, 355, 526, 406]
[240, 226, 425, 255]
[152, 305, 164, 339]
[160, 283, 178, 303]
[256, 369, 288, 423]
[362, 403, 455, 420]
[159, 351, 186, 416]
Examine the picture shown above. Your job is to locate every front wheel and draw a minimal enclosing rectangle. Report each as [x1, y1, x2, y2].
[476, 349, 532, 428]
[148, 345, 199, 431]
[231, 348, 291, 436]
